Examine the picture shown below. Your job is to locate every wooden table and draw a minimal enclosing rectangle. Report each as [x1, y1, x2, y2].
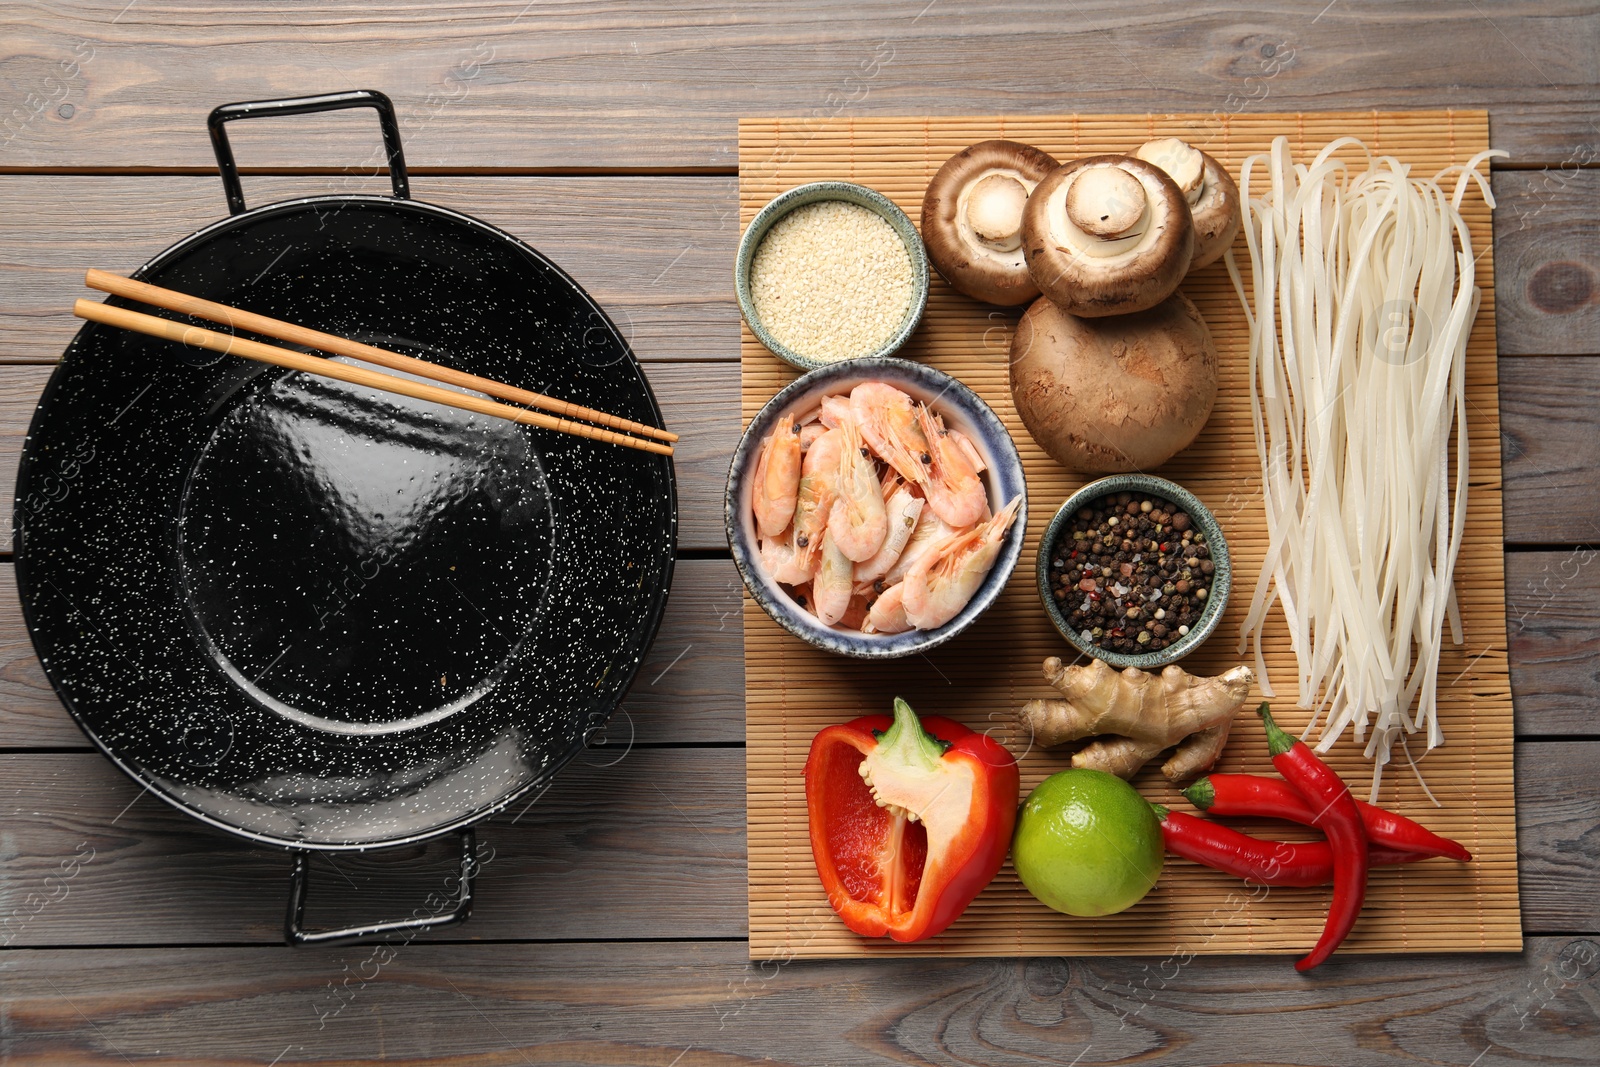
[1, 4, 1595, 1064]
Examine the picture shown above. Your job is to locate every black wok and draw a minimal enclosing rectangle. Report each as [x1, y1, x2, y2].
[13, 90, 677, 944]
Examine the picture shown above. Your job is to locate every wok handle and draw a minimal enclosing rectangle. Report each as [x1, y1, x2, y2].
[284, 828, 477, 947]
[207, 89, 411, 215]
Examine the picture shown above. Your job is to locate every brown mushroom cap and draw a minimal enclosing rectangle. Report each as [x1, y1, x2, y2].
[1188, 153, 1241, 269]
[921, 139, 1061, 306]
[1022, 155, 1195, 318]
[1009, 291, 1218, 473]
[1136, 138, 1241, 271]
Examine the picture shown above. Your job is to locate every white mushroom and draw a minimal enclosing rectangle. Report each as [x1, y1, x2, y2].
[921, 140, 1061, 306]
[1135, 138, 1241, 271]
[1022, 155, 1194, 317]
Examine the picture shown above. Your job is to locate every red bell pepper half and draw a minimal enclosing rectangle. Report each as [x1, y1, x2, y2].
[804, 697, 1019, 942]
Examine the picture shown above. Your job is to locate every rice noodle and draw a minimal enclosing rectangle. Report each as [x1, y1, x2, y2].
[1227, 136, 1504, 801]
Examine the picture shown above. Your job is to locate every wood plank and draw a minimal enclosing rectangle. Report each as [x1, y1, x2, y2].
[0, 749, 745, 946]
[1, 552, 1592, 749]
[1506, 550, 1600, 737]
[0, 559, 746, 749]
[0, 173, 1595, 369]
[1493, 170, 1600, 356]
[0, 742, 1591, 946]
[0, 174, 738, 366]
[0, 360, 738, 554]
[3, 357, 1600, 552]
[1515, 741, 1600, 934]
[1499, 357, 1600, 545]
[1, 937, 1596, 1065]
[1, 2, 1595, 169]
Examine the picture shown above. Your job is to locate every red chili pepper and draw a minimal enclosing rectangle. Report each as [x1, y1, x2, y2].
[1155, 806, 1426, 887]
[804, 698, 1019, 942]
[1258, 702, 1369, 971]
[1184, 774, 1472, 862]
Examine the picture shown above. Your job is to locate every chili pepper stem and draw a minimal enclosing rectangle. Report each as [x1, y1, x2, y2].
[1256, 701, 1295, 757]
[1183, 778, 1216, 810]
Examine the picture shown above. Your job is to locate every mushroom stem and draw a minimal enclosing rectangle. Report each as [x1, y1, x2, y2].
[1065, 166, 1148, 240]
[1137, 138, 1205, 205]
[965, 174, 1028, 251]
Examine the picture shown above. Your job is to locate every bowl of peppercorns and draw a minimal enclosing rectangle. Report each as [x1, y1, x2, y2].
[1037, 474, 1231, 669]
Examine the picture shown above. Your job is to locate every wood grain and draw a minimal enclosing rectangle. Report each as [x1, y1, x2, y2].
[0, 749, 744, 946]
[1, 2, 1596, 169]
[1505, 550, 1600, 737]
[2, 552, 1590, 750]
[1493, 171, 1600, 355]
[1499, 357, 1600, 546]
[0, 742, 1591, 946]
[0, 559, 746, 749]
[0, 174, 738, 365]
[0, 173, 1593, 368]
[0, 361, 739, 554]
[0, 937, 1596, 1065]
[0, 3, 1594, 1061]
[2, 550, 1594, 752]
[0, 355, 1597, 556]
[1515, 742, 1600, 934]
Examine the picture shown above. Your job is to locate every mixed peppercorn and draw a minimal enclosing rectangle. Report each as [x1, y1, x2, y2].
[1047, 491, 1214, 654]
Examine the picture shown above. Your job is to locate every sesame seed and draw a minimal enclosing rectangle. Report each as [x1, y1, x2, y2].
[750, 201, 914, 363]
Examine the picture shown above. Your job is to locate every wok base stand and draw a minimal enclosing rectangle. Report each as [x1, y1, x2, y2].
[285, 828, 477, 946]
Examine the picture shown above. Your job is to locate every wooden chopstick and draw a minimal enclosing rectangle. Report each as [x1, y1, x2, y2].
[84, 269, 678, 445]
[72, 300, 674, 457]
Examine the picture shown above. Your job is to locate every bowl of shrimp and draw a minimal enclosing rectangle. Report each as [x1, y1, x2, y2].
[725, 356, 1027, 659]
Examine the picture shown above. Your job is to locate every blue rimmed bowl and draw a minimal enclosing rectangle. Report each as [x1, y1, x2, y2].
[735, 182, 929, 372]
[726, 357, 1025, 659]
[1037, 474, 1232, 669]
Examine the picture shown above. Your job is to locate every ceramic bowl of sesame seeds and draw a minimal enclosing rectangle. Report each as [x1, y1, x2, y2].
[1037, 474, 1231, 670]
[736, 182, 930, 371]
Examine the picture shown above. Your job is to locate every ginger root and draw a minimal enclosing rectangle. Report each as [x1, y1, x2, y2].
[1016, 657, 1255, 784]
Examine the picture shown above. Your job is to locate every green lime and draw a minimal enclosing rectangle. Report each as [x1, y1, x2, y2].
[1012, 769, 1164, 917]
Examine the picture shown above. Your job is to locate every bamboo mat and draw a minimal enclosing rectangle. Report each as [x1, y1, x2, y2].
[738, 111, 1518, 960]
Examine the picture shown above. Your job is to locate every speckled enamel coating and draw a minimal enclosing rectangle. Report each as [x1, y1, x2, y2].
[735, 182, 930, 371]
[726, 357, 1026, 659]
[1036, 474, 1231, 670]
[15, 194, 677, 851]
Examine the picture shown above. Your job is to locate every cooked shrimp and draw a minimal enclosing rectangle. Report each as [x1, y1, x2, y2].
[884, 505, 962, 587]
[818, 394, 853, 429]
[792, 428, 842, 568]
[827, 418, 888, 562]
[799, 421, 827, 451]
[916, 403, 987, 528]
[812, 530, 854, 626]
[901, 496, 1021, 630]
[947, 427, 986, 474]
[853, 485, 923, 585]
[752, 414, 802, 537]
[760, 530, 814, 586]
[849, 382, 929, 483]
[862, 582, 912, 634]
[838, 593, 872, 631]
